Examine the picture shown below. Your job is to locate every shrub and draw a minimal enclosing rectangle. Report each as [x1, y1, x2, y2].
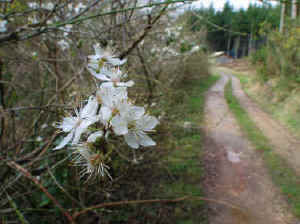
[252, 23, 300, 88]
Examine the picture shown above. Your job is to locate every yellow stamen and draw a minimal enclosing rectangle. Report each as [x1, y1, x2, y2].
[96, 94, 102, 104]
[98, 58, 107, 70]
[90, 154, 102, 166]
[128, 121, 136, 130]
[112, 108, 119, 116]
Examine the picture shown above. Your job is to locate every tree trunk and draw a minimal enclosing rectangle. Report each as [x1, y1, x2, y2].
[227, 34, 231, 54]
[0, 59, 5, 147]
[234, 36, 240, 59]
[280, 2, 286, 33]
[242, 44, 247, 58]
[248, 32, 253, 56]
[292, 0, 297, 19]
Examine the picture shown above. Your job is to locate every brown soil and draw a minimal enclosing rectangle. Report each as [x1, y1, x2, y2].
[218, 66, 300, 175]
[203, 73, 297, 224]
[219, 58, 256, 73]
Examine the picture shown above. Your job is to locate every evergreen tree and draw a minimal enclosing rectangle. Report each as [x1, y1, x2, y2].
[186, 2, 280, 52]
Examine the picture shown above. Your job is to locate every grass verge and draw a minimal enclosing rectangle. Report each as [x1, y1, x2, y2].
[158, 75, 219, 224]
[233, 71, 300, 138]
[225, 79, 300, 218]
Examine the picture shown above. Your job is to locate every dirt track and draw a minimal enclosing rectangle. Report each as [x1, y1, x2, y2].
[203, 73, 297, 224]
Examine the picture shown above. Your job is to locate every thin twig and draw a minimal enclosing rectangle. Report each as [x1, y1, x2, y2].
[47, 164, 85, 209]
[4, 104, 72, 112]
[26, 133, 58, 167]
[73, 196, 190, 219]
[3, 159, 75, 223]
[72, 195, 245, 220]
[119, 3, 168, 59]
[0, 0, 194, 45]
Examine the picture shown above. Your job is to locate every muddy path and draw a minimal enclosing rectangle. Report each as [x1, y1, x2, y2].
[225, 67, 300, 176]
[203, 74, 296, 224]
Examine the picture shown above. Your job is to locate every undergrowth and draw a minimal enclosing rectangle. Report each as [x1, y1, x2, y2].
[225, 79, 300, 218]
[155, 74, 219, 224]
[248, 24, 300, 136]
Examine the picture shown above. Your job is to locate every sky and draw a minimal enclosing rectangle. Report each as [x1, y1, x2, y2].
[190, 0, 277, 11]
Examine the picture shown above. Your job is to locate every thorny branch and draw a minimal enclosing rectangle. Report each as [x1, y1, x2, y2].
[0, 0, 194, 46]
[2, 158, 75, 223]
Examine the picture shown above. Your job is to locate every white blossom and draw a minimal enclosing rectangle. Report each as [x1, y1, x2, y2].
[110, 103, 140, 135]
[41, 123, 48, 129]
[28, 16, 39, 25]
[88, 44, 127, 69]
[54, 42, 159, 179]
[0, 20, 7, 32]
[74, 3, 86, 14]
[96, 85, 128, 125]
[190, 45, 200, 53]
[28, 2, 39, 9]
[68, 3, 73, 11]
[177, 26, 183, 31]
[72, 145, 111, 179]
[89, 67, 134, 87]
[58, 39, 69, 51]
[87, 131, 103, 143]
[125, 114, 158, 149]
[42, 2, 54, 10]
[111, 106, 159, 148]
[61, 24, 72, 36]
[97, 85, 128, 107]
[55, 96, 98, 150]
[150, 102, 157, 107]
[46, 20, 53, 25]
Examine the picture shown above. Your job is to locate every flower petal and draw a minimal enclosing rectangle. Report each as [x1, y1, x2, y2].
[101, 82, 114, 87]
[137, 132, 156, 147]
[119, 58, 127, 65]
[124, 132, 139, 149]
[117, 80, 134, 87]
[127, 106, 145, 120]
[88, 69, 110, 81]
[100, 106, 112, 122]
[54, 131, 74, 150]
[137, 115, 159, 131]
[58, 117, 77, 132]
[109, 58, 126, 66]
[111, 115, 128, 135]
[87, 131, 103, 143]
[81, 96, 98, 118]
[72, 120, 91, 144]
[125, 80, 134, 87]
[93, 43, 103, 55]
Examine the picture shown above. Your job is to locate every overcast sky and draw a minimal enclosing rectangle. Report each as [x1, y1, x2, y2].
[190, 0, 277, 11]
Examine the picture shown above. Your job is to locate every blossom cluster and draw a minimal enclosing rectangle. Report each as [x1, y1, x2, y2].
[0, 20, 7, 33]
[27, 1, 87, 51]
[54, 44, 159, 179]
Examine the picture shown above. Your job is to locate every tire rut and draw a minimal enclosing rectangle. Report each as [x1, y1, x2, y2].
[230, 73, 300, 175]
[203, 74, 296, 224]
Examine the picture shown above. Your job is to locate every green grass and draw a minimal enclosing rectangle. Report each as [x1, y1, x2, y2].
[235, 74, 250, 86]
[225, 79, 300, 218]
[159, 75, 219, 224]
[234, 72, 300, 137]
